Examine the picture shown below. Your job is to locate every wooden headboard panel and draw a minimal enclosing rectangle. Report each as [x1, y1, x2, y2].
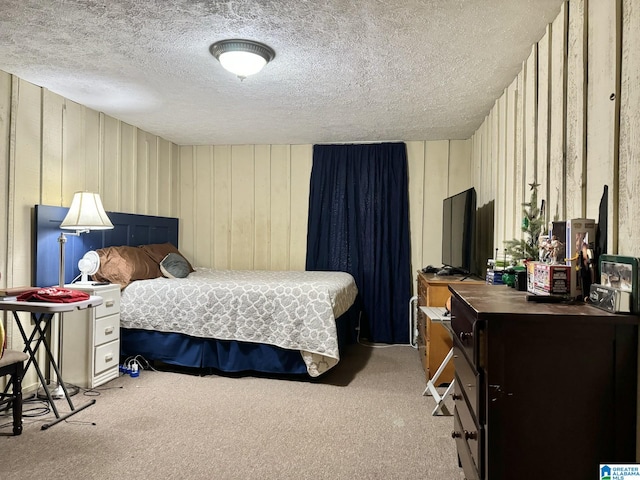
[34, 205, 179, 287]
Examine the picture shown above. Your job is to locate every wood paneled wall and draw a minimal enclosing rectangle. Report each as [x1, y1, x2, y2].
[177, 144, 312, 271]
[1, 68, 472, 391]
[0, 75, 179, 294]
[472, 0, 639, 259]
[177, 140, 472, 283]
[0, 73, 179, 390]
[619, 0, 640, 250]
[468, 0, 640, 457]
[3, 0, 638, 446]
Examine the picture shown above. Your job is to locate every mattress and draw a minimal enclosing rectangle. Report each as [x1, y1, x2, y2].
[120, 268, 358, 376]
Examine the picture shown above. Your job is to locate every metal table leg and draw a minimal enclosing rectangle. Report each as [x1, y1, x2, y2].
[12, 310, 96, 429]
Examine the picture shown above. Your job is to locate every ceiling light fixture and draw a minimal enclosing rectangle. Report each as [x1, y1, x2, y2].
[209, 39, 275, 80]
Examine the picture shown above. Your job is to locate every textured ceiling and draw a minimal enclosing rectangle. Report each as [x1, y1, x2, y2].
[0, 0, 564, 146]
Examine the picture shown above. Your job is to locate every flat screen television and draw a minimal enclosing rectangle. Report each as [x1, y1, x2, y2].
[441, 187, 476, 275]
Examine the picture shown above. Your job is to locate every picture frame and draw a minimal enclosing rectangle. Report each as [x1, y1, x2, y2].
[598, 254, 639, 313]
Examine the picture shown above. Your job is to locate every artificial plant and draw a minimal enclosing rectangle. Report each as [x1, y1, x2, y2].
[504, 182, 545, 262]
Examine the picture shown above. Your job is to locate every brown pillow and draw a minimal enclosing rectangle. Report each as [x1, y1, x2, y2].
[139, 243, 195, 272]
[93, 246, 163, 289]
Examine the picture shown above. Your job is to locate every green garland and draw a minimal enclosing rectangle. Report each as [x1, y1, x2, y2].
[504, 182, 545, 262]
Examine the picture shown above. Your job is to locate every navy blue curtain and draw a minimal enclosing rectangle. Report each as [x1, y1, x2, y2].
[305, 143, 411, 344]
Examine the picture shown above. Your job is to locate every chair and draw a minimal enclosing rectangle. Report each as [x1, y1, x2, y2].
[0, 349, 29, 435]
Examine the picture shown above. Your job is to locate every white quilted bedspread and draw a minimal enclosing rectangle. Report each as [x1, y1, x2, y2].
[120, 268, 358, 376]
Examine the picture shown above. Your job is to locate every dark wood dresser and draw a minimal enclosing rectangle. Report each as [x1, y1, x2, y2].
[449, 283, 639, 480]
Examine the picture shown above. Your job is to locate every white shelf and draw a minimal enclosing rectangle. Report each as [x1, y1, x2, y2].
[419, 306, 450, 323]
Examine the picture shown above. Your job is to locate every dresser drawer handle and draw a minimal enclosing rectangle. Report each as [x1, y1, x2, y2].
[464, 430, 478, 440]
[104, 353, 113, 362]
[459, 332, 473, 341]
[104, 326, 114, 335]
[105, 300, 115, 307]
[452, 394, 462, 401]
[451, 431, 462, 439]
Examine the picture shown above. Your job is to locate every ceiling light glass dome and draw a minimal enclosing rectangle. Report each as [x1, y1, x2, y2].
[210, 39, 275, 80]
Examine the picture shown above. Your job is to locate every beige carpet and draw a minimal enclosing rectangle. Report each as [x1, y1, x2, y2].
[1, 344, 464, 479]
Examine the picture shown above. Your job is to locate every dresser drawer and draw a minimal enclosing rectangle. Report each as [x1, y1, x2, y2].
[95, 314, 120, 346]
[417, 291, 427, 309]
[94, 288, 120, 319]
[454, 348, 479, 416]
[453, 373, 480, 469]
[94, 340, 118, 375]
[451, 297, 475, 362]
[453, 409, 481, 480]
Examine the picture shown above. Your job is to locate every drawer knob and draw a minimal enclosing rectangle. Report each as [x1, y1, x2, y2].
[104, 353, 113, 362]
[105, 300, 115, 307]
[464, 430, 478, 440]
[452, 394, 462, 401]
[451, 431, 462, 439]
[104, 326, 114, 335]
[459, 332, 473, 341]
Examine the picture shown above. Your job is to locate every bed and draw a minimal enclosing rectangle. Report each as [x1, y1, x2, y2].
[33, 205, 359, 377]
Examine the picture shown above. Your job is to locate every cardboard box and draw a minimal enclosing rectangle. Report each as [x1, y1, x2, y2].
[527, 261, 571, 296]
[565, 218, 596, 298]
[485, 270, 504, 285]
[526, 261, 536, 292]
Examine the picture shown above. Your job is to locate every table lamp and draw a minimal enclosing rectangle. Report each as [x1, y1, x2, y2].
[48, 192, 113, 399]
[58, 192, 114, 286]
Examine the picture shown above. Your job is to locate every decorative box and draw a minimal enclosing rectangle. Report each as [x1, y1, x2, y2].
[527, 261, 571, 296]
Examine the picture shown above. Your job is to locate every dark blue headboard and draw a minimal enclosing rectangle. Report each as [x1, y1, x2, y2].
[34, 205, 179, 287]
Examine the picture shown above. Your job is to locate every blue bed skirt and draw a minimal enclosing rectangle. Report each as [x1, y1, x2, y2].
[120, 302, 360, 376]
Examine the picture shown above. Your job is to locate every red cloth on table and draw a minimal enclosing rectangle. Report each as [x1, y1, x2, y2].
[17, 287, 90, 303]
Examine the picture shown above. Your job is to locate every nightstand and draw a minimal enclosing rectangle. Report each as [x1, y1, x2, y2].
[62, 283, 121, 388]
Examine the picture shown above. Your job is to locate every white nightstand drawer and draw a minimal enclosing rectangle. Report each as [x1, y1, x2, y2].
[63, 283, 121, 388]
[95, 289, 120, 318]
[94, 340, 119, 375]
[95, 314, 120, 346]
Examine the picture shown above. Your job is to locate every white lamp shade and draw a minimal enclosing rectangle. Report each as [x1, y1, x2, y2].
[60, 192, 114, 230]
[219, 51, 268, 78]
